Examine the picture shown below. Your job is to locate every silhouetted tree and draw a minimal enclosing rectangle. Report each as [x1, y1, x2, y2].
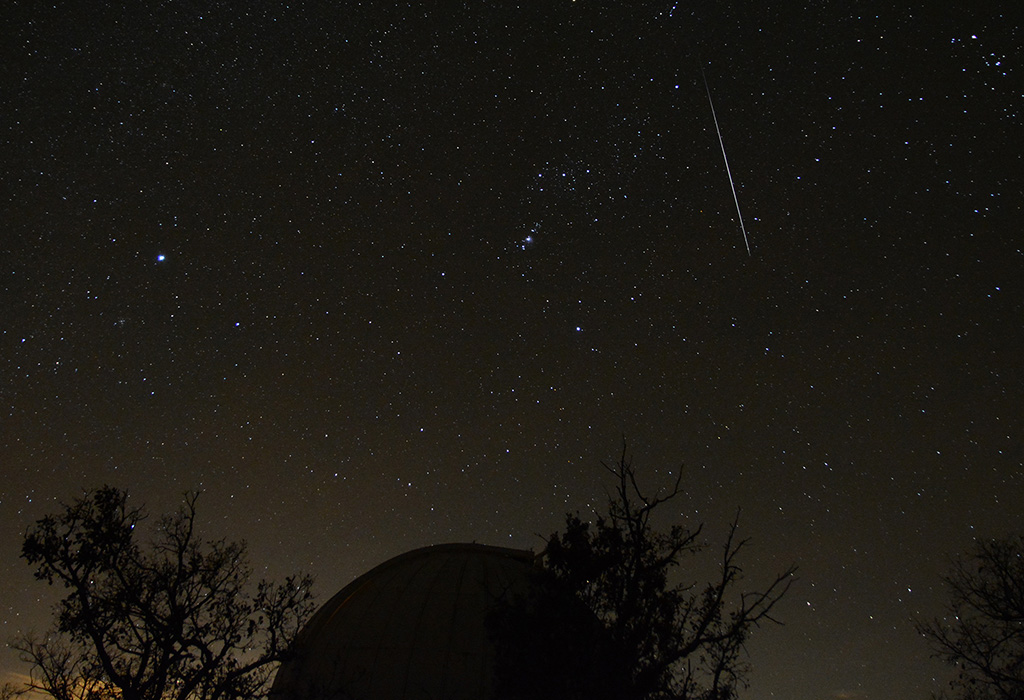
[0, 682, 26, 700]
[490, 448, 796, 700]
[918, 535, 1024, 700]
[12, 486, 316, 700]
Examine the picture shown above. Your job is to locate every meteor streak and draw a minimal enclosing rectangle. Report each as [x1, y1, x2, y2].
[701, 64, 751, 256]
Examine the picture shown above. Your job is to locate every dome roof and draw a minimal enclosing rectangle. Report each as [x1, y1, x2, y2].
[271, 543, 536, 700]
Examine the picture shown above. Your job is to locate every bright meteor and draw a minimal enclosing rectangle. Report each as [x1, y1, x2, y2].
[701, 64, 751, 256]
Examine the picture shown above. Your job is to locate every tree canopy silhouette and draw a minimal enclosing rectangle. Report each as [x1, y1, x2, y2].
[489, 449, 796, 700]
[918, 535, 1024, 700]
[12, 486, 316, 700]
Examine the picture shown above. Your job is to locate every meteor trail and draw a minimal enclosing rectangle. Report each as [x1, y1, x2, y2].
[701, 64, 751, 256]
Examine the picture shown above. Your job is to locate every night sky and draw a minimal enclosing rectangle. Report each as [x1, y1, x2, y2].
[2, 2, 1021, 699]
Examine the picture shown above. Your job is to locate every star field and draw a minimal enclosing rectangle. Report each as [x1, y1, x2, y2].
[1, 3, 1022, 700]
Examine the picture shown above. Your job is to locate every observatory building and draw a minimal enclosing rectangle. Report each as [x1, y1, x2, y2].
[270, 543, 536, 700]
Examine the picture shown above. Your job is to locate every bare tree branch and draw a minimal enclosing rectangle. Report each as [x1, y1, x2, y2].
[917, 535, 1024, 700]
[13, 486, 316, 700]
[491, 448, 796, 700]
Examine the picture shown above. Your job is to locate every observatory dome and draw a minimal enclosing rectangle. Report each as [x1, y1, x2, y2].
[270, 543, 535, 700]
